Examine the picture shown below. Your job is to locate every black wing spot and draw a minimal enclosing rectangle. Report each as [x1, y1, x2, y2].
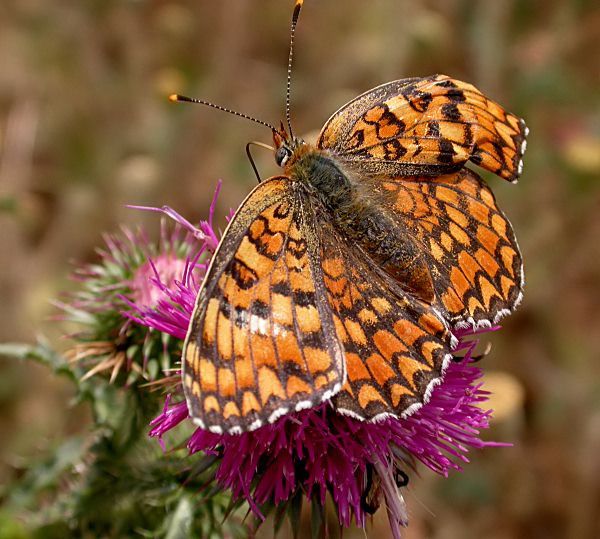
[464, 123, 474, 146]
[272, 281, 292, 296]
[287, 237, 308, 258]
[470, 146, 483, 165]
[273, 201, 292, 219]
[249, 299, 270, 318]
[437, 139, 456, 164]
[446, 88, 466, 102]
[441, 102, 461, 121]
[436, 79, 458, 88]
[230, 259, 259, 289]
[348, 129, 365, 149]
[383, 139, 408, 160]
[427, 121, 440, 138]
[406, 91, 433, 113]
[293, 290, 317, 307]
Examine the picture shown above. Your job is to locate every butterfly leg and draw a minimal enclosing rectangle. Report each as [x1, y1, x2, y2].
[245, 141, 275, 182]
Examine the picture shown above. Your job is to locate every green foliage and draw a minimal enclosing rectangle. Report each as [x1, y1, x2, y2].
[0, 343, 247, 539]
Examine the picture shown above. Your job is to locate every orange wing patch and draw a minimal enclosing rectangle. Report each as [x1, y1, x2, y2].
[318, 74, 528, 183]
[183, 177, 345, 434]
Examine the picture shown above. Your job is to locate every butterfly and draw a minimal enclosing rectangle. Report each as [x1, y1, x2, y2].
[179, 0, 527, 435]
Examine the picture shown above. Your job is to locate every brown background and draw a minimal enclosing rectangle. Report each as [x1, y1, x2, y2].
[1, 0, 599, 537]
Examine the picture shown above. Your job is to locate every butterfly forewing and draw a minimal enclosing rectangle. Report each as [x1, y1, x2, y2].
[316, 212, 454, 420]
[183, 177, 345, 434]
[318, 74, 527, 183]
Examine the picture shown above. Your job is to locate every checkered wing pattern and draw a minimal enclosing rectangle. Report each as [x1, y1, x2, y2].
[318, 74, 528, 183]
[375, 168, 523, 329]
[183, 177, 345, 434]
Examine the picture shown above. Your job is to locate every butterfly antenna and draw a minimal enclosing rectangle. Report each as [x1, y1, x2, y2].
[169, 94, 276, 131]
[285, 0, 304, 139]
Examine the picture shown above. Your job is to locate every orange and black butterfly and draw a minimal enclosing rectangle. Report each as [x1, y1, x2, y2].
[178, 0, 527, 434]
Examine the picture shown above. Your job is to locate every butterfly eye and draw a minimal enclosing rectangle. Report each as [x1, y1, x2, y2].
[275, 146, 292, 167]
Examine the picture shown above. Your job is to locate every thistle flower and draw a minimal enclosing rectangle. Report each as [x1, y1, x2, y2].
[56, 182, 222, 383]
[122, 183, 508, 537]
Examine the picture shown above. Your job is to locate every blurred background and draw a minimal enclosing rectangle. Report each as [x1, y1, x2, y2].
[1, 0, 599, 537]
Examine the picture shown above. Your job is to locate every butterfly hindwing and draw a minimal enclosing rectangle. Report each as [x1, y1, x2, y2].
[318, 74, 528, 183]
[373, 168, 523, 328]
[183, 177, 345, 434]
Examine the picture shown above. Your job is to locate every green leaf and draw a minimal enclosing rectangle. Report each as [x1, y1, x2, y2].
[126, 344, 140, 360]
[0, 341, 76, 381]
[147, 358, 160, 380]
[0, 341, 245, 537]
[7, 437, 86, 509]
[0, 509, 29, 539]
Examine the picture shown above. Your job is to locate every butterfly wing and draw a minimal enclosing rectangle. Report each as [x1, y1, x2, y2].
[373, 168, 523, 329]
[318, 74, 528, 183]
[314, 209, 455, 420]
[183, 177, 345, 434]
[184, 175, 456, 431]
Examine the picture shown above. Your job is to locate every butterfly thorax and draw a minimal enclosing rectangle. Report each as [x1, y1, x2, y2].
[285, 144, 435, 302]
[285, 144, 353, 217]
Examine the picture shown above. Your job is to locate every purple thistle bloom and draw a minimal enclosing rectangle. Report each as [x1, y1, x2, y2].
[57, 182, 224, 382]
[123, 182, 224, 340]
[122, 254, 201, 341]
[128, 183, 509, 536]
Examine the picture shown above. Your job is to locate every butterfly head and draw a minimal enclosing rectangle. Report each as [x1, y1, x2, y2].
[272, 122, 305, 168]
